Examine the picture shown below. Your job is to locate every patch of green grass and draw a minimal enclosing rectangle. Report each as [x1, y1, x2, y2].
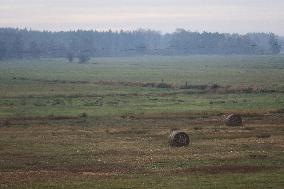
[0, 92, 283, 118]
[0, 55, 284, 118]
[1, 55, 284, 87]
[0, 55, 284, 188]
[5, 170, 284, 189]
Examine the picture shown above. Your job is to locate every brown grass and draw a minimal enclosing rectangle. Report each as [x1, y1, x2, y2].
[0, 112, 283, 186]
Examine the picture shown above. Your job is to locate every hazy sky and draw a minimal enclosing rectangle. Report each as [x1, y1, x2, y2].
[0, 0, 283, 35]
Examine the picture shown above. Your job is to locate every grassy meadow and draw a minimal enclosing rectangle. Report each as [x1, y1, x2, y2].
[0, 55, 284, 188]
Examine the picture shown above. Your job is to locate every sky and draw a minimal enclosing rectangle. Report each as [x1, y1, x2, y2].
[0, 0, 283, 35]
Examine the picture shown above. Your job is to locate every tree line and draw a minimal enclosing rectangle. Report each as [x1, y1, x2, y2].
[0, 28, 281, 61]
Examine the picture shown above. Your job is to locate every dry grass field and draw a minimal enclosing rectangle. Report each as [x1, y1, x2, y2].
[0, 55, 284, 188]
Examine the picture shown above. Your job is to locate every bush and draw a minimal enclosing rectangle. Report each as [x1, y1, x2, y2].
[80, 112, 88, 118]
[78, 53, 90, 64]
[67, 52, 74, 63]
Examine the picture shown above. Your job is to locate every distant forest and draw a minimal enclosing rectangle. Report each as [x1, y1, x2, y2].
[0, 28, 281, 61]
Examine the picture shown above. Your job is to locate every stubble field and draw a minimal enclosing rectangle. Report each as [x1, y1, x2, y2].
[0, 55, 284, 188]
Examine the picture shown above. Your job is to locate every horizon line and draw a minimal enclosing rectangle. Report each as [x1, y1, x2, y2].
[0, 27, 279, 36]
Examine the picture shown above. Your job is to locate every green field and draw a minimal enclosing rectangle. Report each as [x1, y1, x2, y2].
[1, 55, 284, 118]
[0, 55, 284, 188]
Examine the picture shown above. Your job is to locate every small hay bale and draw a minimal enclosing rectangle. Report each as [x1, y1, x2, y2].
[169, 131, 190, 147]
[225, 114, 242, 126]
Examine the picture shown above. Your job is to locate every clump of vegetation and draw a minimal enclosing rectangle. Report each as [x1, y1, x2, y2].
[249, 153, 269, 159]
[80, 112, 88, 118]
[78, 52, 90, 64]
[193, 126, 202, 130]
[156, 82, 173, 89]
[271, 108, 284, 113]
[181, 83, 222, 91]
[66, 52, 74, 63]
[209, 100, 226, 104]
[121, 112, 135, 120]
[209, 84, 221, 89]
[180, 84, 208, 90]
[256, 133, 271, 138]
[105, 129, 110, 134]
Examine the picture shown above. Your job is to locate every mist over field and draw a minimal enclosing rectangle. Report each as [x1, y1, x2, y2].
[0, 1, 284, 189]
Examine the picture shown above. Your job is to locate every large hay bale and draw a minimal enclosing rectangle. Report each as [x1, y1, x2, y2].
[169, 131, 190, 147]
[225, 114, 242, 126]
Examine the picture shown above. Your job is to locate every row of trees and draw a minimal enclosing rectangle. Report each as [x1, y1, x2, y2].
[0, 28, 281, 61]
[278, 36, 284, 53]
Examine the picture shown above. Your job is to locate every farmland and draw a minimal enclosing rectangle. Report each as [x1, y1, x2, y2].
[0, 55, 284, 188]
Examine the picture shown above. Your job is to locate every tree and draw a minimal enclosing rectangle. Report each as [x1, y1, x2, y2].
[29, 41, 41, 58]
[0, 28, 281, 58]
[0, 40, 6, 60]
[269, 34, 281, 54]
[12, 34, 24, 58]
[78, 52, 90, 64]
[66, 51, 74, 62]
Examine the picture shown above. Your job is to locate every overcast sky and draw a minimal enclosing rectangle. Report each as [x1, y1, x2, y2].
[0, 0, 283, 35]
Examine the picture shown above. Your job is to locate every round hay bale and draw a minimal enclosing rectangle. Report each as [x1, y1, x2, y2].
[169, 131, 190, 147]
[225, 114, 242, 126]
